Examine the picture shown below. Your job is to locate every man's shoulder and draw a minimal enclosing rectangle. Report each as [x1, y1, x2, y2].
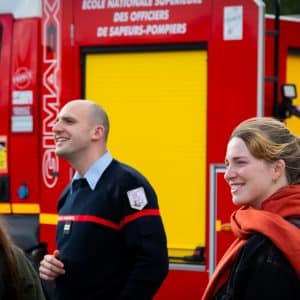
[106, 159, 149, 183]
[57, 184, 71, 210]
[104, 160, 157, 199]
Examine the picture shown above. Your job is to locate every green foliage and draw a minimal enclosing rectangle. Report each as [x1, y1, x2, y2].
[264, 0, 300, 15]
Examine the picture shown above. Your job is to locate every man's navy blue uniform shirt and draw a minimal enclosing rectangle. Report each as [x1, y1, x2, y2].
[55, 152, 168, 300]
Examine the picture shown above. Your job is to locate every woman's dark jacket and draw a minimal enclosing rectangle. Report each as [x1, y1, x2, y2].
[215, 230, 300, 300]
[0, 246, 46, 300]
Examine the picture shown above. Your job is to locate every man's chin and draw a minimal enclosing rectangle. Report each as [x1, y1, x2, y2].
[55, 149, 67, 158]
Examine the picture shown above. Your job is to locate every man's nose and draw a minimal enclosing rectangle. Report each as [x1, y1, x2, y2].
[53, 121, 62, 132]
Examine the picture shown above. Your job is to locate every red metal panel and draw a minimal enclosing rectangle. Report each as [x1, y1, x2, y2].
[0, 14, 13, 175]
[207, 0, 261, 166]
[39, 0, 73, 210]
[9, 18, 41, 205]
[279, 18, 300, 91]
[206, 0, 263, 287]
[39, 0, 62, 204]
[264, 18, 300, 116]
[73, 0, 212, 46]
[216, 172, 235, 264]
[39, 0, 74, 249]
[154, 269, 208, 300]
[40, 224, 57, 253]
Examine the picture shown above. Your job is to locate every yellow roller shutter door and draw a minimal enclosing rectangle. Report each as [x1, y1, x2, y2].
[85, 50, 207, 258]
[286, 54, 300, 135]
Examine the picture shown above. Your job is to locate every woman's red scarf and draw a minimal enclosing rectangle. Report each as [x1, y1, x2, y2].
[202, 185, 300, 300]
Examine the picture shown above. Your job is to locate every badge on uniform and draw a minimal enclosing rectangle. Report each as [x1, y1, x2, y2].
[127, 187, 148, 210]
[63, 221, 72, 235]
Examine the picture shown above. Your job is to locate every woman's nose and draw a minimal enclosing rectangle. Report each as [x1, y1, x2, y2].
[224, 165, 235, 181]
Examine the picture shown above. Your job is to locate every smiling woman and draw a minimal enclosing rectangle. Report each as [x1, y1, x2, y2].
[224, 135, 287, 209]
[202, 117, 300, 300]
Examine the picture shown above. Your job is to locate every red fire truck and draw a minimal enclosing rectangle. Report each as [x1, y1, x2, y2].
[0, 0, 299, 298]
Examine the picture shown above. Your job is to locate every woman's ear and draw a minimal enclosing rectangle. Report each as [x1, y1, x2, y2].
[273, 159, 286, 182]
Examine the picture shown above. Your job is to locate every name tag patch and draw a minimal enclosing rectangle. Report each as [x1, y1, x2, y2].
[63, 221, 72, 235]
[127, 187, 148, 210]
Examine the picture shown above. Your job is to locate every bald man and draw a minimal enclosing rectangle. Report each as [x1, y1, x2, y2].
[39, 100, 168, 300]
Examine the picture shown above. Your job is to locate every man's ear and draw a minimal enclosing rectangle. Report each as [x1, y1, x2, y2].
[273, 159, 286, 182]
[92, 125, 105, 141]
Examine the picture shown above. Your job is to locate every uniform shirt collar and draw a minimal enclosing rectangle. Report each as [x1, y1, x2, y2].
[72, 151, 113, 191]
